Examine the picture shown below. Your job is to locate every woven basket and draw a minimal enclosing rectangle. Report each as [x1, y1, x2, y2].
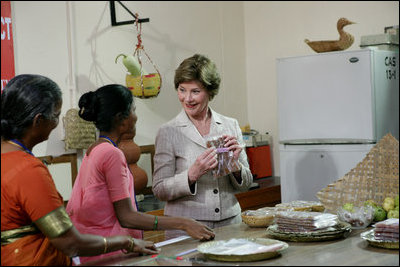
[317, 133, 399, 213]
[63, 108, 97, 150]
[126, 73, 161, 98]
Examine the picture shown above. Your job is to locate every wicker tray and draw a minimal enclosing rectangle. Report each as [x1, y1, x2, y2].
[266, 221, 352, 242]
[360, 229, 399, 249]
[241, 208, 276, 228]
[317, 134, 399, 213]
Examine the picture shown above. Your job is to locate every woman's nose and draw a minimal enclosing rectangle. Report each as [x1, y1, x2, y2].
[185, 93, 192, 102]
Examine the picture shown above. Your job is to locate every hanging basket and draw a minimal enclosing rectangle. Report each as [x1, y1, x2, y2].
[126, 73, 161, 98]
[125, 13, 162, 99]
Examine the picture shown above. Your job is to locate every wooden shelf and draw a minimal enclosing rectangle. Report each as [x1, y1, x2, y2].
[235, 176, 281, 211]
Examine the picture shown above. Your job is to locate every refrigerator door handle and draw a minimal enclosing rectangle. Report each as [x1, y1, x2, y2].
[349, 57, 359, 63]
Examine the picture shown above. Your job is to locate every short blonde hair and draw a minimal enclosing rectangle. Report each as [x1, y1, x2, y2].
[174, 54, 221, 100]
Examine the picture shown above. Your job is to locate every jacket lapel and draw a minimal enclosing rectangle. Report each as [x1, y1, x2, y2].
[209, 108, 224, 136]
[175, 108, 225, 148]
[175, 109, 207, 148]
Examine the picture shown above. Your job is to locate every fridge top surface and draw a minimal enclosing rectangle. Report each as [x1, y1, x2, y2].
[276, 48, 398, 61]
[279, 138, 376, 145]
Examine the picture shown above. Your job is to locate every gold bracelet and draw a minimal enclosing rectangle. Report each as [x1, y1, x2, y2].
[122, 237, 135, 254]
[103, 237, 108, 254]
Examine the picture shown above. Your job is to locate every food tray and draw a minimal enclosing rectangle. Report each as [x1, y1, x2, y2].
[241, 207, 276, 228]
[360, 229, 399, 250]
[266, 221, 352, 242]
[197, 238, 288, 262]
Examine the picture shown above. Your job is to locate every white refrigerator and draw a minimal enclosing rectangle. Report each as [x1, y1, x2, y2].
[277, 48, 399, 202]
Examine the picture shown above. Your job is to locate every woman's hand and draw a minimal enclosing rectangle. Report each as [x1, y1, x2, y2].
[188, 147, 217, 184]
[223, 135, 242, 161]
[132, 238, 160, 255]
[182, 218, 215, 241]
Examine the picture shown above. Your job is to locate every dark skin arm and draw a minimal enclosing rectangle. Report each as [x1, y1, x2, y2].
[113, 198, 215, 241]
[49, 226, 159, 257]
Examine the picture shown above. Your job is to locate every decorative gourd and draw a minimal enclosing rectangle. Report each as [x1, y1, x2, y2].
[115, 54, 147, 77]
[118, 133, 148, 194]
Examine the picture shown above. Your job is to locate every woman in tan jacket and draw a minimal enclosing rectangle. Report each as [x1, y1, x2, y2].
[152, 54, 253, 237]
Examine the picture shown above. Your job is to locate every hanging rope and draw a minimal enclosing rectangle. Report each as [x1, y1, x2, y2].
[131, 13, 162, 98]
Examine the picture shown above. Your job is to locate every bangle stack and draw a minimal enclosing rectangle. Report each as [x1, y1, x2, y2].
[122, 236, 135, 254]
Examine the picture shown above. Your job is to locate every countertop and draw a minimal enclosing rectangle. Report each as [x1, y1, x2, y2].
[81, 222, 399, 266]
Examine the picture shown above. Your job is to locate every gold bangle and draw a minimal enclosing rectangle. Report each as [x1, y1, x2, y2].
[129, 237, 135, 252]
[123, 236, 135, 254]
[103, 237, 108, 254]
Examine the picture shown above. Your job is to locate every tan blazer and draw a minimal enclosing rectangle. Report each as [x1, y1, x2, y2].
[152, 108, 253, 221]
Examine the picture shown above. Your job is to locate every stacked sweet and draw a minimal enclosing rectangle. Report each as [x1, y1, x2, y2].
[275, 211, 338, 232]
[374, 218, 399, 242]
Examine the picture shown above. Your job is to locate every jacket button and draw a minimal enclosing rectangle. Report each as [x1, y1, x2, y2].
[215, 208, 220, 213]
[213, 189, 218, 194]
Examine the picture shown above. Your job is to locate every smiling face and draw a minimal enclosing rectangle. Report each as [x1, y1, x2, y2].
[177, 80, 210, 119]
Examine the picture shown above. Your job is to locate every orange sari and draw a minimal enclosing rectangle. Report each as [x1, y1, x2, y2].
[1, 151, 71, 266]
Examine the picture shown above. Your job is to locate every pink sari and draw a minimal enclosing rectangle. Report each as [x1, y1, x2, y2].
[66, 143, 142, 264]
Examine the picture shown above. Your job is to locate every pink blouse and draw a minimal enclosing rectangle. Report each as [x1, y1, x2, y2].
[66, 143, 142, 264]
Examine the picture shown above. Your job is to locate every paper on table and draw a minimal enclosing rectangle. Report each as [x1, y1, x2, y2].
[154, 235, 191, 248]
[175, 248, 198, 257]
[200, 239, 284, 255]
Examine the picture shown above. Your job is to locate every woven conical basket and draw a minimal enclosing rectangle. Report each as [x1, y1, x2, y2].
[63, 108, 97, 150]
[317, 133, 399, 212]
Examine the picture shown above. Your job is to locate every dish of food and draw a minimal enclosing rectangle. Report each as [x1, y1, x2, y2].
[360, 229, 399, 249]
[266, 221, 352, 242]
[197, 238, 288, 262]
[241, 208, 276, 228]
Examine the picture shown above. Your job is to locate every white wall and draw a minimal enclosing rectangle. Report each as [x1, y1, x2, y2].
[11, 1, 248, 153]
[243, 1, 399, 176]
[10, 1, 399, 192]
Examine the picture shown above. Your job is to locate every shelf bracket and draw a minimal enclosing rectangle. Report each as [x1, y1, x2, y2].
[110, 1, 149, 27]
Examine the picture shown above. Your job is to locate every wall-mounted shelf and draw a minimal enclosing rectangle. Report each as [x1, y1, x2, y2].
[110, 1, 149, 27]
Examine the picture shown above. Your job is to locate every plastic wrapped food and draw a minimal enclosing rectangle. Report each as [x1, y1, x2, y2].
[337, 206, 374, 229]
[275, 211, 338, 232]
[199, 238, 285, 255]
[206, 136, 241, 178]
[275, 200, 325, 212]
[374, 218, 399, 229]
[242, 208, 277, 227]
[373, 218, 399, 242]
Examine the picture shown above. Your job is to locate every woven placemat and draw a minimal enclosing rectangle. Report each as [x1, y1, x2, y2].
[317, 133, 399, 212]
[63, 108, 97, 150]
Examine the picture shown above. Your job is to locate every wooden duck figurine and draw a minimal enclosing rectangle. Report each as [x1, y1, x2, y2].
[305, 18, 355, 53]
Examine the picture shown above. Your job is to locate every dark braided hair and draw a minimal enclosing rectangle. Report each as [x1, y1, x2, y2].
[1, 74, 62, 140]
[78, 84, 134, 132]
